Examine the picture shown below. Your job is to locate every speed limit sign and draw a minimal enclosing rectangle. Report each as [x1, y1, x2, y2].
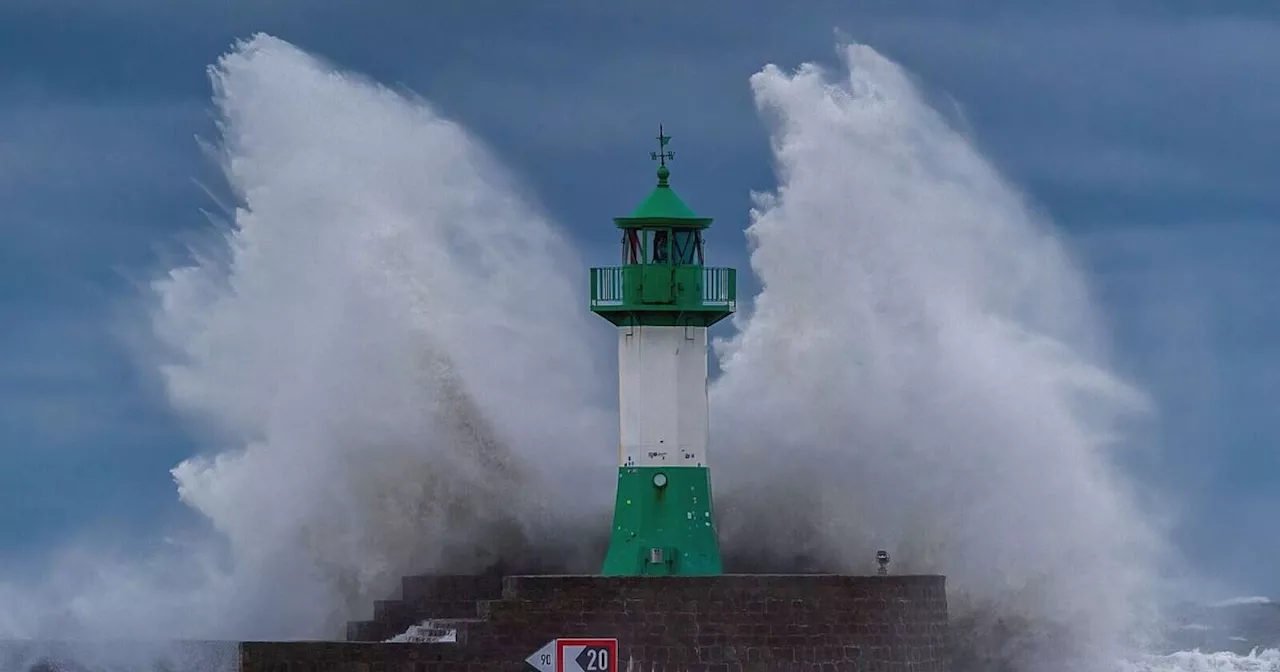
[525, 637, 618, 672]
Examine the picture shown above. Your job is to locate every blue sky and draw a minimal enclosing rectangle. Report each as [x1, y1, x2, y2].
[2, 2, 1278, 596]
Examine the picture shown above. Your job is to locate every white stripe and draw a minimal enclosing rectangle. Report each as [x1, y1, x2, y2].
[617, 325, 709, 468]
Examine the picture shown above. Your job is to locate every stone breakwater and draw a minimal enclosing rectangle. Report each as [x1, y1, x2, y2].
[241, 573, 950, 672]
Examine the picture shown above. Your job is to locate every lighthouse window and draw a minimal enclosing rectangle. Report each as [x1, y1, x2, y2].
[622, 230, 643, 264]
[672, 230, 703, 265]
[651, 229, 670, 264]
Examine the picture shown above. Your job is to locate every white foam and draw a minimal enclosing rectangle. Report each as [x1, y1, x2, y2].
[1120, 649, 1280, 672]
[1212, 597, 1273, 608]
[385, 621, 459, 643]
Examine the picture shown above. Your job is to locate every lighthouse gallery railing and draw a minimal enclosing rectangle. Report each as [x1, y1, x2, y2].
[590, 266, 736, 309]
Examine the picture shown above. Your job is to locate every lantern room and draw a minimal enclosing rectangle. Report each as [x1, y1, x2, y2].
[589, 129, 735, 329]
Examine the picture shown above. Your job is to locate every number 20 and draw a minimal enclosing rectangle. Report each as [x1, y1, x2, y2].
[584, 648, 609, 671]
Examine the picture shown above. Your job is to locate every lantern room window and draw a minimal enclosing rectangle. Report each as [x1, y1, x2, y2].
[672, 229, 703, 265]
[652, 230, 669, 264]
[622, 229, 689, 265]
[622, 230, 643, 264]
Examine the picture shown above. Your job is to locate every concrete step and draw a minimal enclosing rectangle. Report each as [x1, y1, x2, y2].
[372, 599, 413, 623]
[348, 598, 489, 642]
[372, 599, 481, 622]
[345, 620, 381, 642]
[347, 574, 507, 642]
[400, 574, 504, 606]
[384, 618, 484, 644]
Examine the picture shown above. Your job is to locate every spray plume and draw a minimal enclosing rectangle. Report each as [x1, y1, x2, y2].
[2, 33, 614, 646]
[711, 44, 1166, 670]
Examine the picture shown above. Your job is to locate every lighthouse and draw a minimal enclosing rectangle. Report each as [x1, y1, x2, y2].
[589, 128, 736, 576]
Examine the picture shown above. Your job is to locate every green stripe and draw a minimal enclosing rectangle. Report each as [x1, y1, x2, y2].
[601, 466, 722, 576]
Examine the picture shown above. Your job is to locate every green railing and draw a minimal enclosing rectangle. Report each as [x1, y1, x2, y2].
[590, 266, 736, 310]
[591, 266, 627, 307]
[701, 267, 735, 307]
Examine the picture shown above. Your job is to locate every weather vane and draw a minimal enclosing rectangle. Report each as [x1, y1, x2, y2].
[650, 124, 674, 166]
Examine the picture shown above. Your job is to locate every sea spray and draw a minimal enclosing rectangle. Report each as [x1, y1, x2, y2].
[710, 43, 1167, 670]
[0, 33, 614, 645]
[152, 33, 619, 637]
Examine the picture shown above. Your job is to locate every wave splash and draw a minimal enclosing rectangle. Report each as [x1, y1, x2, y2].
[1, 33, 614, 644]
[149, 33, 622, 638]
[710, 43, 1167, 671]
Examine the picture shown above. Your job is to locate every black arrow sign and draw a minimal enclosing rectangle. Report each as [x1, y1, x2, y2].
[574, 644, 612, 672]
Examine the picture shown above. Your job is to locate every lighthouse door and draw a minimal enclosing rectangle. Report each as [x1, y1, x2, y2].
[641, 265, 673, 303]
[640, 228, 673, 303]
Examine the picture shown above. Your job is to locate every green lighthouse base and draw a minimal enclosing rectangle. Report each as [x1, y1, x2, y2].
[601, 465, 723, 576]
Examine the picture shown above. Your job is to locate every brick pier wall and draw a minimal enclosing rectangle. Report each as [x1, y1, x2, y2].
[240, 574, 949, 672]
